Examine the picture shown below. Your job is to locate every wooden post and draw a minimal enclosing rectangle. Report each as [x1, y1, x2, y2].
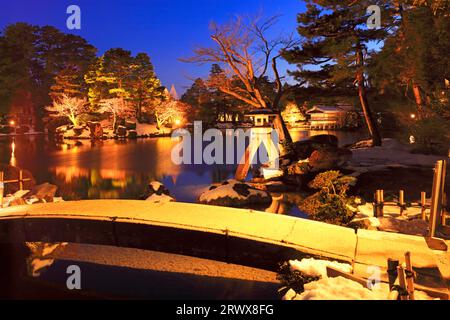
[374, 190, 384, 217]
[0, 171, 4, 209]
[387, 258, 399, 289]
[429, 160, 445, 238]
[421, 191, 427, 220]
[399, 190, 405, 216]
[441, 162, 447, 227]
[19, 170, 23, 191]
[374, 190, 379, 217]
[397, 265, 408, 300]
[405, 252, 415, 300]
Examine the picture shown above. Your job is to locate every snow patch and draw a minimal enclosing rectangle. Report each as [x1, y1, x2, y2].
[289, 258, 352, 279]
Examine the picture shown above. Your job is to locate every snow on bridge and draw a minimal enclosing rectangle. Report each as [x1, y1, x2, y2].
[0, 200, 447, 294]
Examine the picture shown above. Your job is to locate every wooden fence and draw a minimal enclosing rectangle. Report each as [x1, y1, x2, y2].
[0, 170, 32, 208]
[373, 160, 448, 238]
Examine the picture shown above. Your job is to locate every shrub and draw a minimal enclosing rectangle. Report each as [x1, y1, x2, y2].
[0, 125, 14, 134]
[409, 115, 450, 155]
[299, 171, 357, 226]
[277, 261, 320, 297]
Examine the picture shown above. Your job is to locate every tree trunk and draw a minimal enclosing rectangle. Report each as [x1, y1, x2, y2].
[356, 49, 382, 146]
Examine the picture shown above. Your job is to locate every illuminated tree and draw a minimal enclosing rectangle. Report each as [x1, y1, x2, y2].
[153, 98, 190, 130]
[46, 94, 87, 126]
[282, 102, 306, 127]
[98, 98, 134, 130]
[182, 15, 298, 143]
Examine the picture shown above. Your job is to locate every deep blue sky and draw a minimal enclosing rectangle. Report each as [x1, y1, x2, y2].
[0, 0, 306, 94]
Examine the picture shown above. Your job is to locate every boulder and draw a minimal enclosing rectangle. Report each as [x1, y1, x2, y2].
[292, 135, 339, 160]
[8, 197, 27, 207]
[308, 147, 352, 172]
[88, 122, 103, 139]
[378, 217, 429, 236]
[29, 183, 58, 202]
[292, 140, 316, 159]
[117, 126, 127, 138]
[140, 181, 174, 200]
[198, 179, 271, 209]
[0, 164, 36, 195]
[125, 121, 137, 130]
[73, 126, 85, 136]
[127, 130, 138, 139]
[287, 159, 310, 176]
[146, 193, 175, 203]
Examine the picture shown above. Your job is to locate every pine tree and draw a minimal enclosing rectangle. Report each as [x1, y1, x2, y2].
[284, 1, 397, 146]
[128, 53, 164, 121]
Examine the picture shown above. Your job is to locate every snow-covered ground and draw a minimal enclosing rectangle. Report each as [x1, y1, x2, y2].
[283, 258, 438, 300]
[348, 138, 444, 171]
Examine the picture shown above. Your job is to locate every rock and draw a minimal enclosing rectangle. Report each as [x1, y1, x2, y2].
[292, 135, 339, 160]
[378, 217, 429, 236]
[125, 121, 137, 130]
[0, 164, 36, 195]
[117, 126, 127, 137]
[88, 122, 103, 139]
[348, 217, 380, 230]
[260, 167, 284, 180]
[73, 126, 85, 136]
[265, 181, 295, 193]
[198, 179, 271, 209]
[140, 181, 174, 200]
[308, 147, 352, 172]
[127, 130, 138, 139]
[292, 140, 316, 159]
[9, 197, 27, 206]
[29, 183, 58, 202]
[287, 159, 310, 176]
[13, 189, 30, 198]
[145, 193, 175, 203]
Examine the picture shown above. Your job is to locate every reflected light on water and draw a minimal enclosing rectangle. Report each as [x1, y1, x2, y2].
[10, 140, 17, 167]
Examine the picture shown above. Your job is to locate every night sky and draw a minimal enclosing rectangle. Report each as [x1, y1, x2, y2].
[0, 0, 306, 94]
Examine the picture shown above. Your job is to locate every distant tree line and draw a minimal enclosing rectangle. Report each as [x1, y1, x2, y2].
[0, 23, 167, 131]
[182, 0, 449, 150]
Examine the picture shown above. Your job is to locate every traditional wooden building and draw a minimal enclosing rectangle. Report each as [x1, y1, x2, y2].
[306, 104, 354, 129]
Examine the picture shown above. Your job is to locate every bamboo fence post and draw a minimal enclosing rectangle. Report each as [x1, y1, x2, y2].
[399, 190, 405, 216]
[429, 160, 445, 238]
[19, 170, 23, 190]
[421, 191, 427, 220]
[397, 265, 408, 300]
[441, 162, 447, 226]
[374, 190, 384, 217]
[0, 171, 4, 209]
[405, 252, 415, 300]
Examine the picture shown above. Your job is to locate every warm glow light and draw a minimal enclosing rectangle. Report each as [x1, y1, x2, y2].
[174, 119, 181, 126]
[9, 120, 15, 126]
[10, 141, 16, 167]
[410, 114, 416, 119]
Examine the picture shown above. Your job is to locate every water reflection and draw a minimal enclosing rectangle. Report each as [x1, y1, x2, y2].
[0, 130, 366, 202]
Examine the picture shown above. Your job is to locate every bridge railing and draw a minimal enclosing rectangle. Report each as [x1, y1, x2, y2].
[0, 170, 32, 208]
